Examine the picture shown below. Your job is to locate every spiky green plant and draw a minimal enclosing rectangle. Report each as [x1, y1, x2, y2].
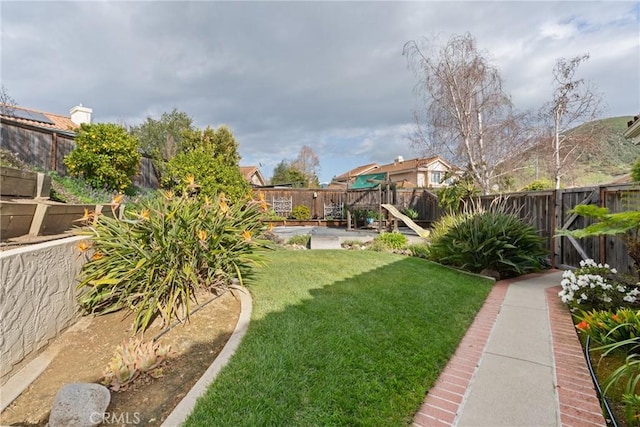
[429, 211, 547, 277]
[75, 182, 269, 333]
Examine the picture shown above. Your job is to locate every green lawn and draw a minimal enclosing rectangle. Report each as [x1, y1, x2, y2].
[186, 250, 493, 426]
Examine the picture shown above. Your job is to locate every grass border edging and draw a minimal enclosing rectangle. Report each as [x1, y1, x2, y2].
[161, 286, 253, 427]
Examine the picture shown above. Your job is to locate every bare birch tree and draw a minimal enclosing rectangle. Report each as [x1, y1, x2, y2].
[292, 145, 320, 187]
[0, 85, 17, 115]
[542, 54, 602, 189]
[403, 33, 532, 195]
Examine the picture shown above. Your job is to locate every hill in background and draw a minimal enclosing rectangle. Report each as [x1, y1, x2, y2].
[509, 116, 640, 189]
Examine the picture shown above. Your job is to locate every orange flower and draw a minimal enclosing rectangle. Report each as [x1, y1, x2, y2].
[77, 241, 92, 253]
[576, 321, 590, 331]
[91, 252, 104, 261]
[74, 208, 94, 223]
[138, 209, 150, 220]
[197, 229, 208, 242]
[185, 175, 195, 186]
[220, 199, 230, 214]
[111, 194, 124, 205]
[612, 314, 620, 322]
[242, 230, 252, 242]
[260, 200, 268, 211]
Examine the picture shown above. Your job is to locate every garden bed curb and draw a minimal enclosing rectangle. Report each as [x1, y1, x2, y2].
[160, 285, 253, 426]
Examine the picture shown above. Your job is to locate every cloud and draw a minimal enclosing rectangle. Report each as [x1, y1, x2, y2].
[1, 1, 638, 183]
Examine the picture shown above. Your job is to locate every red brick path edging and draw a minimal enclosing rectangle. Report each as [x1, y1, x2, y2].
[412, 272, 607, 427]
[546, 286, 607, 427]
[412, 279, 509, 426]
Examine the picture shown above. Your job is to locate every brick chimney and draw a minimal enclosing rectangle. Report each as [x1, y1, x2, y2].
[70, 104, 92, 125]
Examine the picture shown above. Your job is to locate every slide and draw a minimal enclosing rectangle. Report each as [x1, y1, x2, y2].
[381, 204, 430, 238]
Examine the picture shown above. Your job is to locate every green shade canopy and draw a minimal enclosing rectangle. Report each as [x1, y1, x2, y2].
[350, 172, 388, 189]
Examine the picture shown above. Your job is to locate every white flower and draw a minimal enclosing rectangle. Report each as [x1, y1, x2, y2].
[617, 285, 626, 293]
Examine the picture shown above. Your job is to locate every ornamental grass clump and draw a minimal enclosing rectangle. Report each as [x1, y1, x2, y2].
[75, 182, 269, 333]
[428, 211, 547, 278]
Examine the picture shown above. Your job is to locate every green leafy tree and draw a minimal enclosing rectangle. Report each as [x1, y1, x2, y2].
[271, 160, 308, 187]
[436, 172, 479, 212]
[521, 179, 555, 191]
[129, 109, 194, 181]
[163, 125, 249, 201]
[632, 156, 640, 182]
[64, 123, 141, 192]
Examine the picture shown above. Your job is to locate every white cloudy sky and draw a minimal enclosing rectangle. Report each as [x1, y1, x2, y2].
[1, 1, 638, 183]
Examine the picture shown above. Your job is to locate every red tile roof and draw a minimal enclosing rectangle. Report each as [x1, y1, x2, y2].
[375, 156, 447, 174]
[333, 163, 379, 181]
[0, 104, 78, 133]
[240, 165, 266, 186]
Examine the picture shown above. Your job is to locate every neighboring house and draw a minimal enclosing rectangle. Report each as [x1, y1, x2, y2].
[330, 162, 380, 188]
[0, 104, 91, 173]
[330, 156, 459, 189]
[624, 114, 640, 144]
[240, 165, 267, 187]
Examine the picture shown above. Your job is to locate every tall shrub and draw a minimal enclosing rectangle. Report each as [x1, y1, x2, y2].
[64, 123, 141, 192]
[162, 125, 249, 202]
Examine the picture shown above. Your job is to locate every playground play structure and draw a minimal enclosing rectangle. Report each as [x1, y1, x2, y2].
[260, 173, 439, 238]
[343, 173, 431, 238]
[380, 204, 430, 238]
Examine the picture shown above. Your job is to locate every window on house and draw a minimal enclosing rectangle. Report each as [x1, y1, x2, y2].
[431, 171, 443, 184]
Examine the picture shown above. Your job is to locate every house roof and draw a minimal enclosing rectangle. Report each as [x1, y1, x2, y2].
[239, 165, 266, 186]
[624, 114, 640, 141]
[375, 156, 450, 175]
[332, 163, 379, 181]
[240, 166, 258, 177]
[0, 104, 78, 134]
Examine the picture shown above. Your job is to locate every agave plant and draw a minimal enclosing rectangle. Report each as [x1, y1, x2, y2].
[102, 338, 173, 391]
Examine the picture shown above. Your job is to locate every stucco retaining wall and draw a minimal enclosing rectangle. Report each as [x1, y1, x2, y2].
[0, 236, 87, 385]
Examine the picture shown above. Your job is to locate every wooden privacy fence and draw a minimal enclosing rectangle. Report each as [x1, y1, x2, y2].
[256, 184, 639, 274]
[471, 184, 639, 275]
[255, 188, 440, 221]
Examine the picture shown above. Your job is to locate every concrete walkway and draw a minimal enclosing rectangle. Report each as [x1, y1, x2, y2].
[413, 271, 608, 427]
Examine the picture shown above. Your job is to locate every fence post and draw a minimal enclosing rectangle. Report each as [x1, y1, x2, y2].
[552, 189, 562, 269]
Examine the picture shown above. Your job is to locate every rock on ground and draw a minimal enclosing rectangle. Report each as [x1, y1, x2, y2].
[48, 383, 110, 427]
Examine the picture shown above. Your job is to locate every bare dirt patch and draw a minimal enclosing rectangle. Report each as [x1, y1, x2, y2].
[0, 289, 241, 426]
